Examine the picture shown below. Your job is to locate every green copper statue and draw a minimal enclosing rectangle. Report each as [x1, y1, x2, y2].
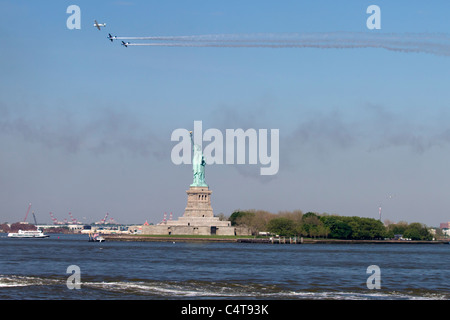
[190, 131, 208, 187]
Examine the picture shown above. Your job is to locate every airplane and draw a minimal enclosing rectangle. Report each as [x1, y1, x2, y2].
[121, 41, 130, 47]
[93, 20, 106, 30]
[107, 33, 117, 42]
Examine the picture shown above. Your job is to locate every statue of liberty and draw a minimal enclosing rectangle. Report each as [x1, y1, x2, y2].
[190, 131, 208, 187]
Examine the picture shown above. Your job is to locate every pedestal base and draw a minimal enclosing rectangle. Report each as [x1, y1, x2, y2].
[139, 185, 250, 236]
[183, 186, 214, 218]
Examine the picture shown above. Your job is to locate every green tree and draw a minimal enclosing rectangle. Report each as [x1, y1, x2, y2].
[300, 212, 330, 238]
[320, 216, 352, 239]
[385, 221, 408, 238]
[404, 222, 433, 240]
[267, 217, 298, 237]
[229, 211, 254, 226]
[345, 216, 385, 240]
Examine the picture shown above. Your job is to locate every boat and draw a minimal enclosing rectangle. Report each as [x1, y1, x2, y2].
[88, 233, 105, 242]
[7, 229, 49, 238]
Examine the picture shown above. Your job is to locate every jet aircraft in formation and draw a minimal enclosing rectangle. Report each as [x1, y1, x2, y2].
[107, 33, 117, 42]
[96, 22, 131, 47]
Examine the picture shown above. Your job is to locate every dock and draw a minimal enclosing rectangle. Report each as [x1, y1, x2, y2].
[103, 234, 449, 245]
[237, 237, 302, 244]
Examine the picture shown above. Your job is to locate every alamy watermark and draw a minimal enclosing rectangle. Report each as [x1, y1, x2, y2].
[67, 4, 381, 31]
[171, 121, 279, 176]
[367, 5, 381, 30]
[66, 265, 81, 290]
[66, 5, 81, 30]
[366, 265, 381, 289]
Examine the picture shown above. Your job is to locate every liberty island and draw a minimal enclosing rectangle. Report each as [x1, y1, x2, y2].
[142, 131, 249, 236]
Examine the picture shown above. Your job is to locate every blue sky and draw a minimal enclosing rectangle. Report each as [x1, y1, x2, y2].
[1, 1, 450, 226]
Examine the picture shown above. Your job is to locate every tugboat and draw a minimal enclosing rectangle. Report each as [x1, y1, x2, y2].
[8, 229, 49, 238]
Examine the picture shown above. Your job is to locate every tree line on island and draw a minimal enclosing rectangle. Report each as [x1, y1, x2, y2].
[226, 210, 435, 240]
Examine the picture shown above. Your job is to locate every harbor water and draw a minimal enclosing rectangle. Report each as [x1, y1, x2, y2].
[0, 234, 448, 300]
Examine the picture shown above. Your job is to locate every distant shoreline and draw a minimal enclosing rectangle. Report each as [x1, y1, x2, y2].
[103, 234, 449, 244]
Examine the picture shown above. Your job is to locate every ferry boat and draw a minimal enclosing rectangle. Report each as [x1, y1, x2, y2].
[7, 229, 49, 238]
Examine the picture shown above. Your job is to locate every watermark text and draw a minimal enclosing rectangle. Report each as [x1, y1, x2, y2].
[171, 121, 279, 176]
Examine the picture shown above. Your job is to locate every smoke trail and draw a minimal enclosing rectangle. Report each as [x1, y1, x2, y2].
[0, 102, 168, 159]
[116, 32, 450, 56]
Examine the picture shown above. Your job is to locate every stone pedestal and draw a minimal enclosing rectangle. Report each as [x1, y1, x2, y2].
[183, 186, 214, 218]
[165, 185, 232, 233]
[140, 185, 250, 236]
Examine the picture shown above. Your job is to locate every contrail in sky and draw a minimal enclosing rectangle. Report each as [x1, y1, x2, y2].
[115, 32, 450, 56]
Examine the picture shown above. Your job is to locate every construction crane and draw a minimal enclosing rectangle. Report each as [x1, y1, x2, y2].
[68, 212, 80, 224]
[32, 211, 38, 225]
[96, 212, 109, 224]
[102, 212, 109, 224]
[23, 203, 32, 222]
[49, 212, 63, 225]
[49, 212, 57, 224]
[108, 217, 117, 224]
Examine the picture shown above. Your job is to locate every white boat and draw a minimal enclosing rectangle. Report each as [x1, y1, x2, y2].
[7, 229, 49, 238]
[88, 233, 105, 242]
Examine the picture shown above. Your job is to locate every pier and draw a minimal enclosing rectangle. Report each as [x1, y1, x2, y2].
[103, 234, 449, 244]
[237, 236, 302, 244]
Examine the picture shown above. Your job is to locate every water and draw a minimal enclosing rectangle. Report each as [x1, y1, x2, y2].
[0, 233, 448, 300]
